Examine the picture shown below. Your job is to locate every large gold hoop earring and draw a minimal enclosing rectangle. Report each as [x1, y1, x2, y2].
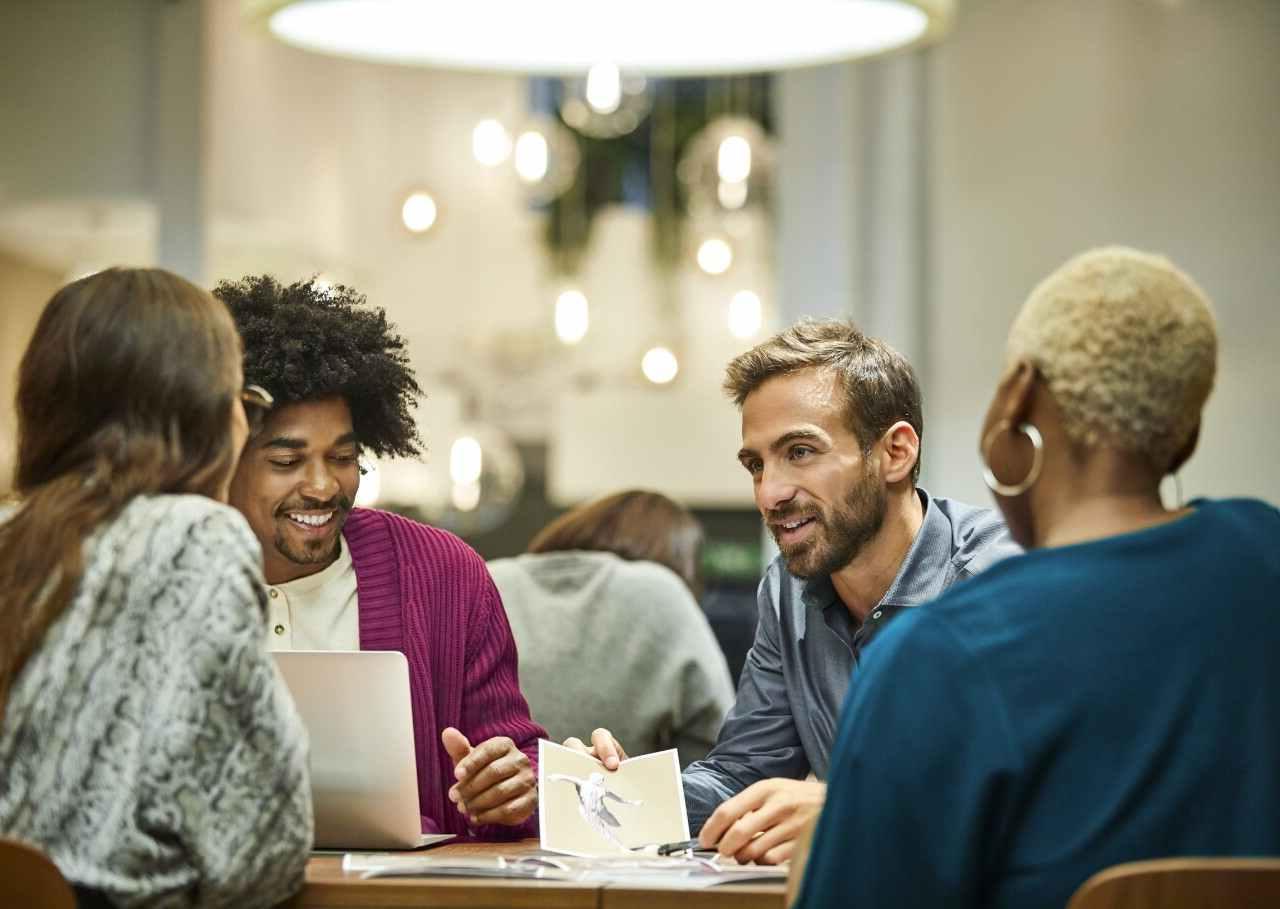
[981, 420, 1044, 497]
[1161, 471, 1185, 509]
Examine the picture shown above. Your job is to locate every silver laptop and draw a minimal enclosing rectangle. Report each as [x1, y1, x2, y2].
[274, 650, 452, 849]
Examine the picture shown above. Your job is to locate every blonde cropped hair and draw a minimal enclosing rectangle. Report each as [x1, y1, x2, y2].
[1007, 246, 1217, 473]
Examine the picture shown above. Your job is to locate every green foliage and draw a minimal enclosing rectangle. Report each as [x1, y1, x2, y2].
[540, 76, 773, 273]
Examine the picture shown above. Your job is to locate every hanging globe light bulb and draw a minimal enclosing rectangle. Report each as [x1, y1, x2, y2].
[585, 62, 622, 114]
[695, 236, 734, 276]
[379, 424, 523, 535]
[554, 288, 590, 344]
[679, 115, 775, 217]
[560, 64, 651, 139]
[641, 346, 680, 385]
[511, 114, 580, 204]
[371, 405, 525, 536]
[472, 118, 512, 167]
[400, 189, 439, 234]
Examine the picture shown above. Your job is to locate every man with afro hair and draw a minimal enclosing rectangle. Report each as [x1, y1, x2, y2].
[216, 275, 545, 840]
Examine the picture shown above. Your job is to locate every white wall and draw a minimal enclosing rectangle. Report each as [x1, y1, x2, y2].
[0, 1, 152, 204]
[924, 0, 1280, 506]
[0, 0, 205, 279]
[4, 0, 1274, 509]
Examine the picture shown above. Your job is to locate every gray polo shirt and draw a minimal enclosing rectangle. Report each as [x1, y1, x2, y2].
[682, 488, 1020, 832]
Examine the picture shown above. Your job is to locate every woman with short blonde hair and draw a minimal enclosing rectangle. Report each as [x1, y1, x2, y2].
[795, 247, 1280, 909]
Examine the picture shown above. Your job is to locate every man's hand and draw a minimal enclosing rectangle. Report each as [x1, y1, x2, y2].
[561, 728, 629, 770]
[699, 778, 827, 865]
[442, 727, 536, 826]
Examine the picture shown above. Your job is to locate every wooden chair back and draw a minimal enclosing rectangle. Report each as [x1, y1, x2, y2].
[0, 837, 77, 909]
[1067, 857, 1280, 909]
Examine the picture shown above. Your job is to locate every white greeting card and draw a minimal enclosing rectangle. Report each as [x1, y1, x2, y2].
[537, 740, 689, 857]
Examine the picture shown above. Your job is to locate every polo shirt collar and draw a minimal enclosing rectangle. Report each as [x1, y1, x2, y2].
[799, 487, 950, 613]
[880, 487, 951, 607]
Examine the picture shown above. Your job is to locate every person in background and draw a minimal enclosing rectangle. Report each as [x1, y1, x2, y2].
[489, 491, 734, 767]
[571, 320, 1020, 864]
[215, 275, 545, 839]
[792, 247, 1280, 909]
[0, 268, 311, 909]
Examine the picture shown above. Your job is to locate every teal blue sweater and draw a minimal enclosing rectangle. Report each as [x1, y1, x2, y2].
[797, 498, 1280, 909]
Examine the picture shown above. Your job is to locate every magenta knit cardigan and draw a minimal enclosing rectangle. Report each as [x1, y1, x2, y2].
[342, 507, 546, 840]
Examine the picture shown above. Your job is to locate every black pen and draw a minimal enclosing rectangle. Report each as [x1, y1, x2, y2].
[656, 838, 713, 856]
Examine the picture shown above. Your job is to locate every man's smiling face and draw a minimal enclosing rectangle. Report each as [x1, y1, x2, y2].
[228, 396, 361, 584]
[738, 367, 888, 579]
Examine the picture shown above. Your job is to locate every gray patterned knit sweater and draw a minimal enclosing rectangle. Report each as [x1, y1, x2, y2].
[0, 495, 313, 908]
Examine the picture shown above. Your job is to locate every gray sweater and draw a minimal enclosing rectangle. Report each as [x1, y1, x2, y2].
[488, 551, 734, 767]
[0, 495, 312, 909]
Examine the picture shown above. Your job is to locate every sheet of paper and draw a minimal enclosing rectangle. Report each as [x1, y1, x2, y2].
[353, 852, 789, 888]
[537, 739, 689, 857]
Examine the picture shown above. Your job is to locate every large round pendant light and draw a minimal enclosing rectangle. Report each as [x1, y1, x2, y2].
[249, 0, 953, 76]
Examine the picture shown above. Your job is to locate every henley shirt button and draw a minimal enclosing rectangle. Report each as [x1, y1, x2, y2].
[273, 624, 286, 636]
[269, 589, 279, 599]
[872, 610, 882, 619]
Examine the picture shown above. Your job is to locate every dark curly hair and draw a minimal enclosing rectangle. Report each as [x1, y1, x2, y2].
[213, 275, 422, 458]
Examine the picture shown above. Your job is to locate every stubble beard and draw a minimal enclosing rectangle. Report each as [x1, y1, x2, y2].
[772, 465, 888, 580]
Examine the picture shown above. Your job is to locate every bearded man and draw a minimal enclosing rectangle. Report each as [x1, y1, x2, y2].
[570, 319, 1019, 863]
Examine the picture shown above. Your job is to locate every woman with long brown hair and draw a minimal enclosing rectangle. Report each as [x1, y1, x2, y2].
[0, 268, 312, 908]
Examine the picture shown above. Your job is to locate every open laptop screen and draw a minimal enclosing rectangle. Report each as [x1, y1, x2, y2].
[274, 650, 438, 849]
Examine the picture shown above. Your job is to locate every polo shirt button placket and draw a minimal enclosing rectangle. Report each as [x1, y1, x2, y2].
[268, 588, 287, 642]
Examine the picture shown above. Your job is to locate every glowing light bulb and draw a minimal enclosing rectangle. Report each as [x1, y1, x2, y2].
[717, 179, 748, 210]
[561, 97, 589, 129]
[472, 119, 511, 166]
[555, 289, 589, 344]
[717, 135, 752, 183]
[728, 290, 763, 339]
[401, 191, 438, 233]
[451, 480, 481, 512]
[514, 130, 549, 183]
[696, 237, 733, 275]
[641, 346, 679, 384]
[449, 435, 483, 485]
[585, 62, 622, 114]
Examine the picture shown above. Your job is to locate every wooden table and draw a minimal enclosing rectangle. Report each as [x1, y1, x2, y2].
[287, 840, 787, 909]
[603, 882, 789, 909]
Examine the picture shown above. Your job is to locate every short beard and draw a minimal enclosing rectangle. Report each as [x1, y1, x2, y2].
[273, 497, 353, 568]
[771, 463, 887, 580]
[273, 528, 341, 567]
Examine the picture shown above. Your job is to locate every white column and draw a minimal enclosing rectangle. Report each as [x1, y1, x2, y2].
[152, 0, 206, 283]
[856, 52, 928, 370]
[774, 64, 864, 325]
